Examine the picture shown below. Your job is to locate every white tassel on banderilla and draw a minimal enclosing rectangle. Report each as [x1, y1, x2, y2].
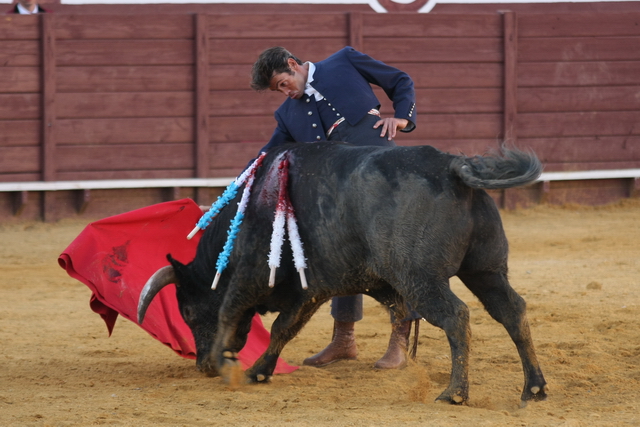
[267, 153, 308, 289]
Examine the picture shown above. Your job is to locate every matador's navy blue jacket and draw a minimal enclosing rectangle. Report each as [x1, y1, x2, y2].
[259, 46, 417, 153]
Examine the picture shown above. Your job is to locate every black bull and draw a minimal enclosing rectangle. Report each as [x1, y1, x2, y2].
[138, 142, 548, 405]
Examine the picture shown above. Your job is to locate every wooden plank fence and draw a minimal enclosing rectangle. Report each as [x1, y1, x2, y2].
[1, 11, 639, 220]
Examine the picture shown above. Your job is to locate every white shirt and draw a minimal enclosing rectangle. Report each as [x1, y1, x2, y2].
[17, 3, 41, 14]
[304, 62, 324, 101]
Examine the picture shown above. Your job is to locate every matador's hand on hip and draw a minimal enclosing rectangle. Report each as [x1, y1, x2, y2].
[373, 118, 409, 140]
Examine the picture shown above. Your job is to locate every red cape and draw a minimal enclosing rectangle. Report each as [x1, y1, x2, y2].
[58, 198, 297, 374]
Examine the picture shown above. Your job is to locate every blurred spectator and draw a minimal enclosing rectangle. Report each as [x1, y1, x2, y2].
[6, 0, 50, 14]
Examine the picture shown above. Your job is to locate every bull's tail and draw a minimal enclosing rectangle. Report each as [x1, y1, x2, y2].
[450, 147, 542, 190]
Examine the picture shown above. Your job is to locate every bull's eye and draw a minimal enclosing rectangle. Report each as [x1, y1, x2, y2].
[182, 307, 194, 323]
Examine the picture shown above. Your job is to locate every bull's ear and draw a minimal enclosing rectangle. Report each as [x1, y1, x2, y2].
[166, 254, 187, 288]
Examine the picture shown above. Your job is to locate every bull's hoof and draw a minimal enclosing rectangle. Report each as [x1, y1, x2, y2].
[219, 351, 245, 390]
[245, 366, 273, 383]
[435, 389, 468, 405]
[521, 383, 549, 405]
[222, 350, 237, 360]
[202, 369, 220, 378]
[197, 361, 220, 378]
[248, 373, 272, 383]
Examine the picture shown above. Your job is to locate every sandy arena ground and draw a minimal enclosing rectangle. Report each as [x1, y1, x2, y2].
[1, 200, 639, 426]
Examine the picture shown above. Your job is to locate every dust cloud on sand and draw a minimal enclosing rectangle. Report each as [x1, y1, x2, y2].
[1, 200, 639, 426]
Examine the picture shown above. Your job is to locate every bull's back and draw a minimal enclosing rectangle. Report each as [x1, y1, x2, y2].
[274, 143, 476, 280]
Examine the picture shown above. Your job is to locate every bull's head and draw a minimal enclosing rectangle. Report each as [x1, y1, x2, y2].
[137, 255, 221, 376]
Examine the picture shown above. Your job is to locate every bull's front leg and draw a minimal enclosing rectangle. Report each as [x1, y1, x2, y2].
[209, 309, 255, 388]
[245, 300, 324, 383]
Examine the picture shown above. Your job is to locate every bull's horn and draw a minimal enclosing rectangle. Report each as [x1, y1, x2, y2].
[137, 265, 177, 324]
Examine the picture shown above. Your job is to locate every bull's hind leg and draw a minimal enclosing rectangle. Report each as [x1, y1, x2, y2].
[457, 271, 548, 404]
[411, 280, 472, 404]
